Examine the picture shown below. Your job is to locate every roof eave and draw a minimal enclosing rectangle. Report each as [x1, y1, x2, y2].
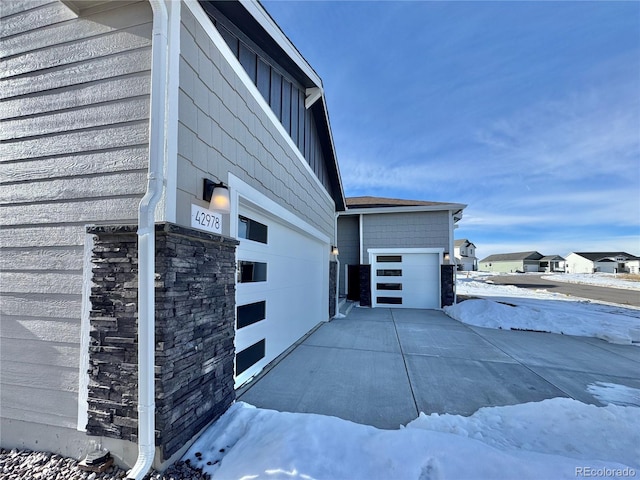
[339, 203, 467, 216]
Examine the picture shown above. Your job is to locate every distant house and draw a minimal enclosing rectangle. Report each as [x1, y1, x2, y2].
[565, 252, 640, 274]
[454, 239, 478, 271]
[479, 251, 543, 273]
[539, 255, 566, 273]
[336, 196, 466, 309]
[478, 251, 565, 273]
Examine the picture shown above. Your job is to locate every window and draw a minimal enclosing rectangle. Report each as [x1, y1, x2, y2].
[236, 339, 266, 375]
[377, 255, 402, 263]
[377, 269, 402, 277]
[237, 301, 266, 329]
[377, 297, 402, 305]
[377, 283, 402, 291]
[238, 215, 268, 244]
[238, 261, 267, 283]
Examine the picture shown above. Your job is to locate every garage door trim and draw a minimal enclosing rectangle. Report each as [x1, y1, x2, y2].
[368, 248, 443, 309]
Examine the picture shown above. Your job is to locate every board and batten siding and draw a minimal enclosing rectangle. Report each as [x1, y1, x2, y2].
[175, 5, 336, 240]
[0, 0, 152, 445]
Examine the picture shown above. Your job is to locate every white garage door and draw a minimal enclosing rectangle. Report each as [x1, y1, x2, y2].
[234, 202, 327, 387]
[369, 249, 442, 309]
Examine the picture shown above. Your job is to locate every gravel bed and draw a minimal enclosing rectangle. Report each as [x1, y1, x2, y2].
[0, 448, 210, 480]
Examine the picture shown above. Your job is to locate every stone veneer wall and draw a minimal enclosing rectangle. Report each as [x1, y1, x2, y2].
[329, 261, 337, 317]
[359, 265, 372, 307]
[440, 264, 455, 307]
[87, 223, 238, 461]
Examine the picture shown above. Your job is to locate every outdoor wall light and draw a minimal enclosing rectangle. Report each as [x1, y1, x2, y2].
[203, 179, 231, 214]
[331, 245, 339, 255]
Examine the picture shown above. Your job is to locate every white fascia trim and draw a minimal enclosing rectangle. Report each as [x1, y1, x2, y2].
[340, 204, 467, 216]
[368, 248, 445, 256]
[77, 231, 94, 431]
[161, 0, 181, 223]
[184, 1, 334, 207]
[239, 0, 323, 88]
[229, 173, 330, 244]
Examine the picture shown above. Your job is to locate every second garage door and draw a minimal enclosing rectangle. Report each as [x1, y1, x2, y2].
[369, 248, 443, 309]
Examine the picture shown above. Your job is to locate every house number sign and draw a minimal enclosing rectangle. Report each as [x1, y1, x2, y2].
[191, 204, 222, 234]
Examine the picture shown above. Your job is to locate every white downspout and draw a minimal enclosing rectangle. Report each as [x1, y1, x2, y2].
[127, 1, 168, 479]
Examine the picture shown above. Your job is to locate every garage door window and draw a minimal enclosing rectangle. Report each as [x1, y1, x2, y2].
[377, 283, 402, 290]
[377, 269, 402, 276]
[238, 215, 268, 244]
[377, 297, 402, 305]
[236, 339, 266, 376]
[237, 300, 266, 329]
[377, 255, 402, 263]
[238, 261, 267, 283]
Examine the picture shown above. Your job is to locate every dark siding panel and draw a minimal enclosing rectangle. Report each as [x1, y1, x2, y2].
[218, 25, 239, 57]
[239, 43, 256, 83]
[290, 87, 299, 145]
[282, 79, 291, 135]
[270, 70, 282, 120]
[304, 109, 312, 164]
[297, 90, 305, 151]
[256, 58, 271, 102]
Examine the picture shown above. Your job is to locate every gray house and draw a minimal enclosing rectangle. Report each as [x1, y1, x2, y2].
[1, 0, 344, 475]
[336, 196, 465, 309]
[479, 251, 566, 273]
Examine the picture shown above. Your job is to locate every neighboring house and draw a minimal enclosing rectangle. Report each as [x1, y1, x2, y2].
[539, 255, 565, 273]
[479, 251, 566, 273]
[1, 0, 345, 473]
[336, 196, 466, 309]
[565, 252, 640, 274]
[479, 251, 544, 273]
[454, 238, 478, 271]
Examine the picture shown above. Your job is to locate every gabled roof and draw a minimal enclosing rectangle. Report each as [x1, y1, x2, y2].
[454, 238, 475, 248]
[540, 255, 565, 261]
[479, 251, 543, 263]
[569, 252, 640, 262]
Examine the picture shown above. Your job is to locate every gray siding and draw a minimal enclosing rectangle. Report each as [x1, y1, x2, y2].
[336, 215, 360, 295]
[362, 211, 450, 263]
[176, 7, 335, 239]
[0, 0, 152, 436]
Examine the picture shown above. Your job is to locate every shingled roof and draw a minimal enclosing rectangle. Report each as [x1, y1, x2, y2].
[570, 252, 640, 262]
[479, 251, 543, 262]
[346, 196, 458, 209]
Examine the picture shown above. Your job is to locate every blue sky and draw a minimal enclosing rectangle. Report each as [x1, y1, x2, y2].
[262, 0, 640, 260]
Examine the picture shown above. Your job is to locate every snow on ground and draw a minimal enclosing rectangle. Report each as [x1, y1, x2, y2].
[184, 400, 639, 480]
[181, 273, 640, 480]
[542, 272, 640, 291]
[447, 272, 640, 345]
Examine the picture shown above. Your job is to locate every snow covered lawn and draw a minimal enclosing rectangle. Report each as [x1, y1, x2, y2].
[542, 272, 640, 291]
[184, 399, 639, 480]
[446, 272, 640, 345]
[181, 272, 639, 479]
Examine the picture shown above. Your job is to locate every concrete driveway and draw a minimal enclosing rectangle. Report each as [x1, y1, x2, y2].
[238, 307, 640, 429]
